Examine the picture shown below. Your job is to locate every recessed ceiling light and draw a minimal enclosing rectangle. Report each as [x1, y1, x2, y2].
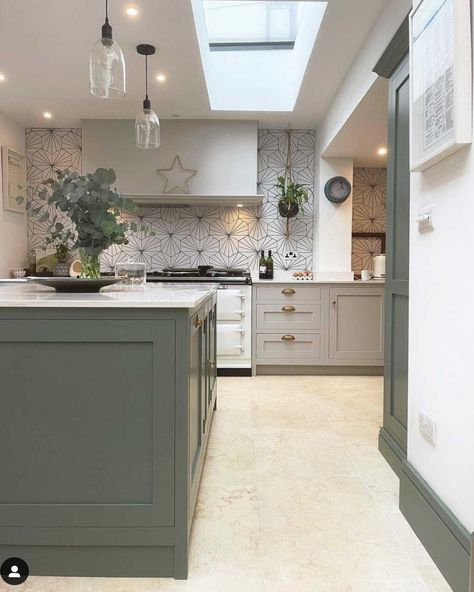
[43, 111, 53, 119]
[0, 72, 5, 82]
[156, 73, 167, 82]
[126, 6, 139, 16]
[377, 147, 387, 156]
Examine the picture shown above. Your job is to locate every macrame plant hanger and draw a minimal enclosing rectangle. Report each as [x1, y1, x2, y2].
[284, 125, 293, 239]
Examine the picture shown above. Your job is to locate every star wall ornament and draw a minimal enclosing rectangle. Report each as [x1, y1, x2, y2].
[156, 155, 198, 194]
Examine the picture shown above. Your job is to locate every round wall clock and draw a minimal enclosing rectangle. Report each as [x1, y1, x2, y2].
[324, 176, 352, 203]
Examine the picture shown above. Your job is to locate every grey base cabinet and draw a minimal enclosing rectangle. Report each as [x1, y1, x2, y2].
[252, 283, 384, 373]
[0, 294, 217, 579]
[328, 287, 384, 365]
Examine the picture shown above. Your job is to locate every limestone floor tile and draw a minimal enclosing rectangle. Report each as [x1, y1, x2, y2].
[263, 578, 428, 592]
[253, 429, 357, 480]
[384, 510, 452, 592]
[256, 475, 422, 583]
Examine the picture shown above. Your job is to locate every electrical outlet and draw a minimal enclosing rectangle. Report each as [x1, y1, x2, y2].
[284, 251, 299, 260]
[419, 410, 437, 445]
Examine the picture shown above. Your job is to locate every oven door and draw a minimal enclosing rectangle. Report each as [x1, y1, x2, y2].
[216, 285, 251, 368]
[216, 288, 247, 322]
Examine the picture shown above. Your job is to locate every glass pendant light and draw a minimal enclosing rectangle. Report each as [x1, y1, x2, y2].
[135, 44, 161, 149]
[90, 0, 126, 99]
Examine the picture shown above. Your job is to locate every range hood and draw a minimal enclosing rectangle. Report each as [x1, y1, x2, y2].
[82, 119, 261, 207]
[125, 193, 263, 207]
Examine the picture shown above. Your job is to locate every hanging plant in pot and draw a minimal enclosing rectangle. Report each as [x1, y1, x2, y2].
[19, 168, 145, 279]
[277, 176, 309, 218]
[276, 130, 309, 238]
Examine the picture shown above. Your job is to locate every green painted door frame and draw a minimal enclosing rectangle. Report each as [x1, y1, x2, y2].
[374, 18, 410, 473]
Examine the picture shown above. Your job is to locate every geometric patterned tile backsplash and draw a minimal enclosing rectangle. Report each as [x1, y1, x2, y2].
[25, 128, 315, 273]
[351, 167, 387, 274]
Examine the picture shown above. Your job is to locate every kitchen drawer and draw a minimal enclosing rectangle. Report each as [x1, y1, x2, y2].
[255, 284, 322, 303]
[256, 333, 321, 361]
[256, 304, 321, 331]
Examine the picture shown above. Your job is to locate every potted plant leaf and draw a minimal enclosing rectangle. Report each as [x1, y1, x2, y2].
[19, 168, 147, 279]
[276, 130, 309, 238]
[53, 242, 70, 277]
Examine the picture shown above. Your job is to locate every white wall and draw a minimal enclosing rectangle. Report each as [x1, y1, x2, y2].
[82, 119, 258, 196]
[408, 112, 474, 528]
[0, 112, 26, 278]
[314, 0, 411, 272]
[316, 157, 353, 279]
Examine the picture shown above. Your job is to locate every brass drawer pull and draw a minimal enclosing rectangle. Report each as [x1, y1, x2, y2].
[195, 315, 203, 328]
[281, 335, 296, 342]
[282, 305, 296, 312]
[282, 288, 295, 295]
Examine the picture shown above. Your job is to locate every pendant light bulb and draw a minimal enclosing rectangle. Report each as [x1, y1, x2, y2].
[135, 44, 160, 150]
[90, 0, 126, 99]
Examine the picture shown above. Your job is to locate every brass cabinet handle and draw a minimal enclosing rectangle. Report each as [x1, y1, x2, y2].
[282, 305, 296, 312]
[332, 300, 337, 305]
[195, 315, 203, 328]
[282, 288, 295, 295]
[281, 335, 296, 342]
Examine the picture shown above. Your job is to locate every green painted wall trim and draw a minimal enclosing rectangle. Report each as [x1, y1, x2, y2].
[373, 16, 409, 79]
[400, 461, 471, 592]
[378, 427, 405, 477]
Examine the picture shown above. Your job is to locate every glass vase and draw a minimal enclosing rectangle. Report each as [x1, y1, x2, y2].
[79, 249, 101, 279]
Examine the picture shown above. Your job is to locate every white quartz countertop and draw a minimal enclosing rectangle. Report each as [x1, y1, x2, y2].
[0, 283, 218, 309]
[251, 279, 385, 285]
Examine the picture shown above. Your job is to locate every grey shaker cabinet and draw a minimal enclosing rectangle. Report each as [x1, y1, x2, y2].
[328, 286, 384, 365]
[252, 283, 384, 372]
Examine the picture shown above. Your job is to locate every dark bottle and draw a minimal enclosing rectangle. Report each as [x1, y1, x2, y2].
[259, 250, 267, 280]
[266, 250, 274, 280]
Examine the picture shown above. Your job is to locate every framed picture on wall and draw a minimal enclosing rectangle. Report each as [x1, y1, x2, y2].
[1, 146, 26, 213]
[409, 0, 472, 172]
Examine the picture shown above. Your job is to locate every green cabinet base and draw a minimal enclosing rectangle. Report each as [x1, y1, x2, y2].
[0, 545, 179, 579]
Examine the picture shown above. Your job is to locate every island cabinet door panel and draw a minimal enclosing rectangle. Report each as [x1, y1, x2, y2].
[0, 319, 175, 528]
[208, 305, 217, 404]
[189, 312, 204, 483]
[328, 288, 384, 363]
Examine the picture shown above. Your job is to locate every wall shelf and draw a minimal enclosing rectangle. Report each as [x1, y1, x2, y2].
[126, 194, 263, 208]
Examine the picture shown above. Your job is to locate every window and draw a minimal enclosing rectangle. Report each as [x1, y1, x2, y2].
[203, 1, 302, 50]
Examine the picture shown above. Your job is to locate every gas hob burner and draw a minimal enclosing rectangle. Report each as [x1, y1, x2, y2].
[147, 266, 252, 284]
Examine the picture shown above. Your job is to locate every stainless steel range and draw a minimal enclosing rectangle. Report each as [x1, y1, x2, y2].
[147, 266, 252, 372]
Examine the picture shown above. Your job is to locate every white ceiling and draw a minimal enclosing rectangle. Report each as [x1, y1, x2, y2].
[322, 77, 389, 167]
[0, 0, 390, 129]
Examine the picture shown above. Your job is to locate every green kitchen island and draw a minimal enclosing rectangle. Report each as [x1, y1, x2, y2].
[0, 282, 218, 579]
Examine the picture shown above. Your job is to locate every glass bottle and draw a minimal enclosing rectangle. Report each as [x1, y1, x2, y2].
[266, 249, 274, 280]
[259, 250, 267, 280]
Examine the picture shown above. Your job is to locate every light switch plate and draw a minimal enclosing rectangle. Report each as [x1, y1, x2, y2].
[419, 410, 437, 445]
[416, 205, 435, 232]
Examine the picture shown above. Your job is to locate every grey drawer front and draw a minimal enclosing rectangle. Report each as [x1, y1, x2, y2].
[256, 304, 321, 331]
[255, 285, 322, 303]
[256, 333, 321, 360]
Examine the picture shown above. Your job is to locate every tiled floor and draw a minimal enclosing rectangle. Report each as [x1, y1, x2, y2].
[7, 376, 452, 592]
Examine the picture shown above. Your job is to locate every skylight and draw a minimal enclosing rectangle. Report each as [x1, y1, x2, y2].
[192, 0, 328, 111]
[203, 1, 302, 50]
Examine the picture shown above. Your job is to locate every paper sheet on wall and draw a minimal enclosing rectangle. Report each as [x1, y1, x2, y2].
[413, 0, 455, 150]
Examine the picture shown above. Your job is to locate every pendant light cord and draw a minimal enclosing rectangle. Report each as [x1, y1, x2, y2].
[105, 0, 109, 22]
[145, 54, 149, 100]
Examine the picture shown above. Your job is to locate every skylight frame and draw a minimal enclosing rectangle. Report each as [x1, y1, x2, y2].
[203, 1, 301, 51]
